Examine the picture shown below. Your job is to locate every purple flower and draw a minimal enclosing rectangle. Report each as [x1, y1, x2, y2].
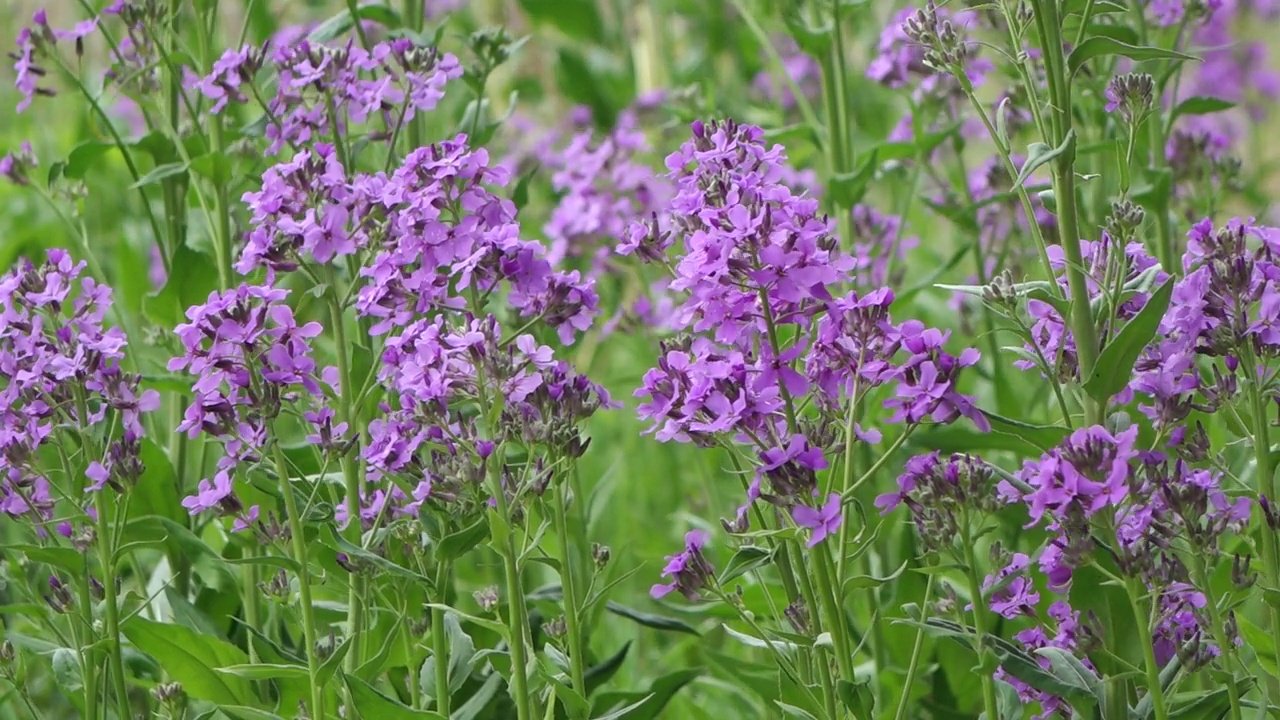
[792, 493, 842, 547]
[1008, 425, 1139, 528]
[651, 529, 715, 600]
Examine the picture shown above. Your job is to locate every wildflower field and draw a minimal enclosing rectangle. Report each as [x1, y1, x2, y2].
[4, 0, 1280, 718]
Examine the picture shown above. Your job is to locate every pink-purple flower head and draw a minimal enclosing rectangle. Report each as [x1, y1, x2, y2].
[791, 493, 842, 547]
[650, 529, 715, 601]
[1002, 425, 1139, 529]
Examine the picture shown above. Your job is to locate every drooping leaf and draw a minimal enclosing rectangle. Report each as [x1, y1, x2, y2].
[122, 617, 255, 705]
[1169, 96, 1236, 124]
[604, 603, 700, 635]
[345, 673, 446, 719]
[1067, 37, 1195, 75]
[1083, 278, 1174, 401]
[590, 668, 701, 720]
[1015, 131, 1075, 189]
[718, 545, 774, 585]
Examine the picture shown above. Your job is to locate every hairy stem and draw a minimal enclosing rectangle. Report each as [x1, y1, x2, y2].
[960, 525, 1000, 720]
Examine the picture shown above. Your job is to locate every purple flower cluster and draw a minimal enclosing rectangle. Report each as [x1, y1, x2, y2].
[192, 38, 461, 154]
[867, 4, 992, 101]
[1131, 218, 1280, 429]
[998, 601, 1095, 719]
[631, 120, 985, 564]
[10, 10, 99, 112]
[1, 250, 158, 523]
[993, 427, 1248, 668]
[543, 116, 670, 274]
[650, 529, 715, 600]
[363, 313, 613, 523]
[167, 284, 338, 524]
[352, 136, 599, 344]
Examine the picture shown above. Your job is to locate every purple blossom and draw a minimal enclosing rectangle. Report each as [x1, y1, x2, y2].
[651, 529, 715, 600]
[1004, 425, 1139, 528]
[792, 493, 842, 547]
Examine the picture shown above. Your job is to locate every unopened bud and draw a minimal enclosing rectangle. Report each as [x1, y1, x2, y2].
[474, 585, 500, 613]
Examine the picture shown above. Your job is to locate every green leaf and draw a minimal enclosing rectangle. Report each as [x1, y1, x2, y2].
[120, 515, 237, 590]
[997, 649, 1095, 705]
[590, 668, 701, 720]
[775, 701, 820, 719]
[844, 560, 909, 591]
[605, 602, 700, 635]
[1067, 37, 1196, 75]
[435, 518, 490, 561]
[1015, 131, 1075, 189]
[419, 611, 476, 701]
[981, 411, 1071, 453]
[423, 603, 509, 638]
[345, 673, 446, 719]
[308, 4, 403, 43]
[722, 624, 803, 652]
[1164, 678, 1256, 720]
[62, 141, 117, 181]
[121, 617, 255, 705]
[1237, 616, 1279, 679]
[164, 587, 223, 637]
[718, 545, 774, 585]
[829, 150, 878, 209]
[1169, 96, 1236, 125]
[518, 0, 604, 43]
[781, 2, 832, 56]
[218, 707, 286, 720]
[453, 671, 504, 720]
[128, 438, 184, 524]
[837, 679, 875, 718]
[9, 545, 85, 575]
[912, 424, 1044, 456]
[320, 524, 429, 583]
[215, 663, 310, 681]
[1035, 647, 1103, 707]
[1083, 278, 1174, 401]
[143, 240, 221, 329]
[51, 647, 83, 697]
[129, 161, 188, 189]
[318, 636, 351, 686]
[585, 642, 631, 696]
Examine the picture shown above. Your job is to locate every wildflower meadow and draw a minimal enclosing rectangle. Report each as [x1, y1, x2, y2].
[4, 0, 1280, 718]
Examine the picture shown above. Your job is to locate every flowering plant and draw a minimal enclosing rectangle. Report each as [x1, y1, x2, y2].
[5, 1, 1280, 720]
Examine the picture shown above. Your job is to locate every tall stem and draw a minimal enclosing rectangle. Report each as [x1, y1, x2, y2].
[270, 439, 325, 718]
[1243, 347, 1280, 697]
[1189, 555, 1244, 720]
[326, 288, 365, 683]
[811, 547, 856, 688]
[94, 493, 132, 720]
[960, 525, 1000, 720]
[553, 475, 588, 708]
[1126, 577, 1168, 720]
[431, 562, 452, 715]
[1031, 0, 1102, 425]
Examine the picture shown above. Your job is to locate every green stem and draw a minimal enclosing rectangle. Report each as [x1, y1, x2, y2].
[1125, 577, 1168, 720]
[1189, 555, 1244, 720]
[1243, 347, 1280, 698]
[893, 575, 934, 720]
[74, 571, 99, 720]
[467, 289, 535, 720]
[403, 0, 425, 153]
[811, 547, 855, 688]
[1031, 0, 1102, 425]
[960, 525, 1000, 720]
[326, 287, 365, 681]
[94, 493, 132, 720]
[432, 562, 452, 715]
[270, 438, 325, 718]
[553, 473, 588, 706]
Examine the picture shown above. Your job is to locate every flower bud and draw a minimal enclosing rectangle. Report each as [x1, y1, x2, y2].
[474, 585, 500, 613]
[1105, 72, 1155, 125]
